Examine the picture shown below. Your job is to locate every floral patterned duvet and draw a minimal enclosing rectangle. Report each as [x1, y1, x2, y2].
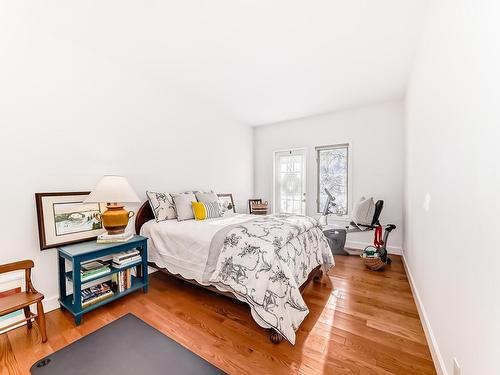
[202, 214, 334, 344]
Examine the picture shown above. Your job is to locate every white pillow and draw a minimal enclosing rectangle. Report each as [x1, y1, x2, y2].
[352, 196, 375, 230]
[195, 191, 218, 204]
[146, 191, 177, 221]
[171, 192, 197, 221]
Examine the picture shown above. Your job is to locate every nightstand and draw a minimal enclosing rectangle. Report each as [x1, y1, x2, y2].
[57, 235, 148, 325]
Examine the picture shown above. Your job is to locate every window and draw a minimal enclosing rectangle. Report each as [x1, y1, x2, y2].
[316, 144, 349, 215]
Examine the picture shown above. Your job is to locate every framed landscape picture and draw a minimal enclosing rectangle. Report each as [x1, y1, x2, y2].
[35, 192, 106, 250]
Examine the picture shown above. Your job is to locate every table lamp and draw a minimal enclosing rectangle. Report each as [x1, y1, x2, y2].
[84, 175, 140, 235]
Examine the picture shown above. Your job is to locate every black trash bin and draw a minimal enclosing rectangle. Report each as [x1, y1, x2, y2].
[323, 228, 348, 256]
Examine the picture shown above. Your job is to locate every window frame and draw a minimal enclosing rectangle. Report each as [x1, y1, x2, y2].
[315, 143, 351, 218]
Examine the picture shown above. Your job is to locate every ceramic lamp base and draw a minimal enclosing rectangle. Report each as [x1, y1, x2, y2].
[100, 204, 135, 235]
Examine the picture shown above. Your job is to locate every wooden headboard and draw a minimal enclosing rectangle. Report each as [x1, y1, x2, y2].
[134, 193, 235, 234]
[135, 201, 155, 234]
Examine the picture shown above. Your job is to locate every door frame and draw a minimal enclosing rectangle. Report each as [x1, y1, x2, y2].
[272, 147, 307, 214]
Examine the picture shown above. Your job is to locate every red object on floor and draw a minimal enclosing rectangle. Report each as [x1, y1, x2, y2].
[374, 225, 384, 248]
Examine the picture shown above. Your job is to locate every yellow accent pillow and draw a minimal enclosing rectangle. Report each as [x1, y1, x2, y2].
[192, 201, 207, 220]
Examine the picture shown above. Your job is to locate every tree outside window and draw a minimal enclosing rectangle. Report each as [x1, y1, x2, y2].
[317, 144, 349, 216]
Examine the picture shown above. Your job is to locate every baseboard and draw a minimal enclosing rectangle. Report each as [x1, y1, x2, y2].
[401, 254, 447, 375]
[42, 295, 60, 313]
[345, 240, 402, 255]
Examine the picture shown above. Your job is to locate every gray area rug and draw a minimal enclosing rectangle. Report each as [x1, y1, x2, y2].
[31, 313, 226, 375]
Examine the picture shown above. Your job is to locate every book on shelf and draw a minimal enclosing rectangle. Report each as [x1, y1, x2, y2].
[81, 260, 107, 272]
[80, 260, 111, 281]
[111, 268, 133, 293]
[81, 282, 114, 308]
[112, 255, 142, 269]
[81, 268, 111, 282]
[81, 282, 111, 300]
[96, 232, 134, 244]
[82, 291, 113, 308]
[113, 249, 140, 262]
[112, 249, 141, 268]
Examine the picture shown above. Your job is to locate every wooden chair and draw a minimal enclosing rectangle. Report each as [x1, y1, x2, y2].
[248, 199, 262, 213]
[0, 260, 47, 342]
[248, 199, 268, 215]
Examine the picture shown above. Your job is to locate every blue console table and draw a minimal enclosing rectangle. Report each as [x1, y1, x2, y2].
[57, 235, 148, 325]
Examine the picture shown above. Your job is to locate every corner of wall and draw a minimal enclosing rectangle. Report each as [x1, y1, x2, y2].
[251, 126, 257, 198]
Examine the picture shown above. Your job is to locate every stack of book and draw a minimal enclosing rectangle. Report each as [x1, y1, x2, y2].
[111, 269, 133, 293]
[97, 232, 134, 244]
[109, 250, 142, 293]
[112, 249, 141, 269]
[81, 260, 111, 282]
[81, 282, 114, 308]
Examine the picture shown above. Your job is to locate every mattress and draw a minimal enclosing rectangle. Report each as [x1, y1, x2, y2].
[140, 214, 254, 284]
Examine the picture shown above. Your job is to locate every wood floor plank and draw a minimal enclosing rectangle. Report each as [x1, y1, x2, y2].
[0, 255, 436, 374]
[0, 334, 20, 375]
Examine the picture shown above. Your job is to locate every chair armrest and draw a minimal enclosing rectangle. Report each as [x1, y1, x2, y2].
[0, 260, 34, 274]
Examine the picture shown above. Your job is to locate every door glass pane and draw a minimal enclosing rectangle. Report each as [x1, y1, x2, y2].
[274, 150, 306, 215]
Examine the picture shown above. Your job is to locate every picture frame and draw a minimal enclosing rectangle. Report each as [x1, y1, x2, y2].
[35, 192, 106, 250]
[217, 193, 236, 214]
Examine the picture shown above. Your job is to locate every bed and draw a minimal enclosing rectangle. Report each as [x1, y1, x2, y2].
[135, 201, 334, 344]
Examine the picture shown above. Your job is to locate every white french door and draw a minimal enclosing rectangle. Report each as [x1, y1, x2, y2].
[274, 149, 306, 215]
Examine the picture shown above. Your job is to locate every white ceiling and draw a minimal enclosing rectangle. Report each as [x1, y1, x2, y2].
[2, 1, 429, 126]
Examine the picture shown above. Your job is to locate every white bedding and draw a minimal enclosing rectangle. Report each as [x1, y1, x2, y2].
[140, 214, 254, 284]
[141, 213, 334, 343]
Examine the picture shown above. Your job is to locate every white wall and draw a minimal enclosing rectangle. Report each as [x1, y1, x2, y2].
[254, 101, 404, 252]
[0, 7, 253, 312]
[404, 1, 500, 374]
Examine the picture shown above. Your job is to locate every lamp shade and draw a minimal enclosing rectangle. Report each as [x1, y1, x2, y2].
[84, 175, 140, 203]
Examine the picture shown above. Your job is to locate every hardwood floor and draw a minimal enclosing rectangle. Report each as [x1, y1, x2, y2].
[0, 255, 436, 375]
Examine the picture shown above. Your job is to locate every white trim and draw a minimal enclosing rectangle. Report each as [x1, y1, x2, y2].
[401, 254, 447, 375]
[42, 295, 60, 313]
[345, 240, 402, 255]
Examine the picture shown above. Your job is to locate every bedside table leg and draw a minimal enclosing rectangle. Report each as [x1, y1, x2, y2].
[58, 254, 66, 299]
[72, 258, 82, 325]
[141, 241, 148, 293]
